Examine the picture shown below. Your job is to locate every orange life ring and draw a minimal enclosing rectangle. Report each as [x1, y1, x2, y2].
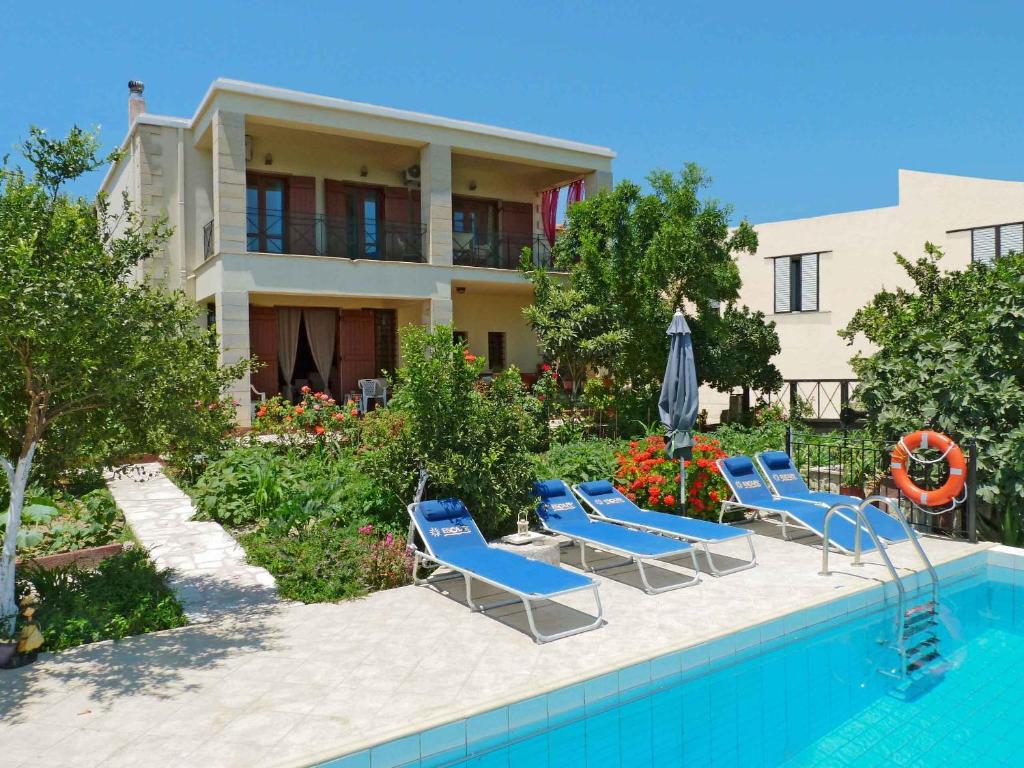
[890, 430, 966, 507]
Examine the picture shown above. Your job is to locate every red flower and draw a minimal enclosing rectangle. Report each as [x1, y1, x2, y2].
[350, 408, 359, 417]
[334, 412, 345, 421]
[664, 494, 676, 506]
[314, 425, 325, 435]
[256, 407, 267, 418]
[301, 385, 311, 394]
[294, 406, 304, 415]
[541, 363, 551, 372]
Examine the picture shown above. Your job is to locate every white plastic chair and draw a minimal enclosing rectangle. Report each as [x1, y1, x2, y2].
[358, 378, 388, 413]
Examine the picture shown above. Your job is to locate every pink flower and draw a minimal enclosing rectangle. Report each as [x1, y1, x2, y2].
[301, 385, 311, 394]
[313, 404, 321, 411]
[385, 533, 394, 546]
[359, 524, 374, 535]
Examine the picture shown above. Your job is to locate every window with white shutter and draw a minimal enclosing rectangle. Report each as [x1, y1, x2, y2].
[972, 227, 997, 264]
[999, 223, 1024, 257]
[774, 257, 791, 313]
[800, 253, 819, 312]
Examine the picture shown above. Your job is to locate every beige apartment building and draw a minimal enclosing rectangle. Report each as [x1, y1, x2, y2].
[705, 169, 1024, 422]
[100, 79, 614, 424]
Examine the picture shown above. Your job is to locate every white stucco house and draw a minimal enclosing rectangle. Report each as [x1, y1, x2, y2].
[99, 79, 614, 424]
[705, 169, 1024, 422]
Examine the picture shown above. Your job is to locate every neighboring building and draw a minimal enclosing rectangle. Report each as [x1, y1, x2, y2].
[100, 79, 614, 424]
[705, 170, 1024, 422]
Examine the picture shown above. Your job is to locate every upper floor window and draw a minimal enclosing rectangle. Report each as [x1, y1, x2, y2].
[247, 174, 286, 253]
[971, 222, 1024, 265]
[773, 253, 819, 313]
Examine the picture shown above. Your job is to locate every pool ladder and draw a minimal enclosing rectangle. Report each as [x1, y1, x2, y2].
[820, 496, 942, 679]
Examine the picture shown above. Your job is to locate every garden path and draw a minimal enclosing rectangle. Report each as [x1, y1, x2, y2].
[105, 463, 279, 621]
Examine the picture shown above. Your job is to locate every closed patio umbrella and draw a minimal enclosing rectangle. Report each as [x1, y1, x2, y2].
[658, 309, 699, 511]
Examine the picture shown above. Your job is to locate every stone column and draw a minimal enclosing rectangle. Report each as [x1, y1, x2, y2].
[419, 143, 452, 266]
[584, 169, 613, 196]
[215, 290, 252, 427]
[212, 111, 247, 256]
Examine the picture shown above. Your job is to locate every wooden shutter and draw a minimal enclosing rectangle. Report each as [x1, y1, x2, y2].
[774, 257, 790, 313]
[999, 223, 1023, 257]
[384, 187, 411, 225]
[324, 179, 348, 257]
[972, 227, 996, 264]
[800, 253, 819, 311]
[288, 176, 316, 255]
[249, 306, 279, 397]
[501, 201, 533, 236]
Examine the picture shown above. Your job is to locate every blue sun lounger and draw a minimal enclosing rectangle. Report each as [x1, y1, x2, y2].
[572, 480, 758, 577]
[408, 498, 603, 643]
[717, 456, 877, 555]
[533, 480, 701, 594]
[755, 451, 910, 544]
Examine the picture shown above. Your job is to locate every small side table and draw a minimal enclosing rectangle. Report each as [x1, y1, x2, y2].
[492, 533, 563, 567]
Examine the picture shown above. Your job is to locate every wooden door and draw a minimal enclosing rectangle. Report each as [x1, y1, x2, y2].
[339, 310, 377, 396]
[249, 306, 279, 396]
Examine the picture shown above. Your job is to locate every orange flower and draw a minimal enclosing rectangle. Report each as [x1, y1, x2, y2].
[314, 425, 325, 435]
[294, 406, 305, 415]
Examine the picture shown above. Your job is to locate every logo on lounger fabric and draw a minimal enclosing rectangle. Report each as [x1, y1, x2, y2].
[428, 525, 471, 537]
[548, 502, 575, 512]
[595, 497, 624, 505]
[737, 480, 762, 489]
[776, 472, 798, 481]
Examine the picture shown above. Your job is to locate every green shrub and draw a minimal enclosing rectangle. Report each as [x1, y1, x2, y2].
[371, 325, 543, 539]
[191, 441, 393, 530]
[19, 488, 126, 558]
[239, 520, 411, 603]
[533, 439, 626, 486]
[19, 548, 186, 652]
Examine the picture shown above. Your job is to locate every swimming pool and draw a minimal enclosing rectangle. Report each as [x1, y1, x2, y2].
[323, 552, 1023, 768]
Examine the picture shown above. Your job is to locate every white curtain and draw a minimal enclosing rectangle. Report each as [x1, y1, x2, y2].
[304, 308, 337, 397]
[277, 308, 302, 389]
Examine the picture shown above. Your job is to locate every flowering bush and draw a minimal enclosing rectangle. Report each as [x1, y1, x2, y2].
[357, 524, 413, 591]
[253, 387, 361, 438]
[613, 434, 728, 520]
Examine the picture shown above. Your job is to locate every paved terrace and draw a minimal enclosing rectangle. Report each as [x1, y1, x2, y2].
[0, 522, 990, 768]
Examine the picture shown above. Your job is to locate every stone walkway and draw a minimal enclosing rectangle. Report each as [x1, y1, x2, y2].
[106, 463, 278, 621]
[0, 521, 996, 768]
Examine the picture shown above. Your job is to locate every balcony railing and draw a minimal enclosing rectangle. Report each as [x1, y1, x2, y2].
[452, 232, 554, 270]
[246, 209, 425, 263]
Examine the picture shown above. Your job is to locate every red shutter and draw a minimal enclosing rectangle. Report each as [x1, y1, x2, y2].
[249, 306, 278, 397]
[411, 189, 421, 229]
[324, 179, 347, 257]
[384, 186, 411, 225]
[339, 310, 377, 396]
[288, 176, 316, 254]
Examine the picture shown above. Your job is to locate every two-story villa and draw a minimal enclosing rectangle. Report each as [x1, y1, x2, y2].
[100, 79, 614, 424]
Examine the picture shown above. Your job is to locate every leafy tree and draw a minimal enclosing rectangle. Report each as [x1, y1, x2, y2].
[841, 243, 1024, 542]
[522, 165, 781, 412]
[0, 127, 245, 632]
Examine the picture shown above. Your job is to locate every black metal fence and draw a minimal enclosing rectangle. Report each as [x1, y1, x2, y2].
[453, 232, 554, 270]
[785, 426, 978, 542]
[746, 379, 860, 423]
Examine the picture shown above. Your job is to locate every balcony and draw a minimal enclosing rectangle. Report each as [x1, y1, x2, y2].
[235, 209, 425, 262]
[452, 232, 553, 270]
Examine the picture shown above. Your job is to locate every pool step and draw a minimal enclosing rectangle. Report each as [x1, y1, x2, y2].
[906, 649, 941, 674]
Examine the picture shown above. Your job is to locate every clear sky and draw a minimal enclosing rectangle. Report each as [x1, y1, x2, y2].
[2, 1, 1021, 223]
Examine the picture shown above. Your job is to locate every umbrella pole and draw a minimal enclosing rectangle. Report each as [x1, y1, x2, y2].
[680, 457, 686, 512]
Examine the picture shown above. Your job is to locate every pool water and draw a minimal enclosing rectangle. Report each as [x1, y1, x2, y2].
[443, 564, 1024, 768]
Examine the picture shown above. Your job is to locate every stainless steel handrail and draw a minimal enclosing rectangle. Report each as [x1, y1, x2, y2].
[862, 494, 939, 606]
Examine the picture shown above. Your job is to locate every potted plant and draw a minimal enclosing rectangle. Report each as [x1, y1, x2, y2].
[0, 614, 17, 668]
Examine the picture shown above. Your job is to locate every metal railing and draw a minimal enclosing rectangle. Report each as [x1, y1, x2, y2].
[750, 379, 860, 423]
[786, 426, 978, 542]
[202, 219, 214, 260]
[452, 232, 554, 270]
[246, 209, 426, 262]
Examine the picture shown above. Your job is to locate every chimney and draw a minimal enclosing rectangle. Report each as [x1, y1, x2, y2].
[128, 80, 146, 127]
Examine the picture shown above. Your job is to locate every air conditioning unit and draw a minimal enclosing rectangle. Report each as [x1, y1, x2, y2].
[403, 164, 421, 187]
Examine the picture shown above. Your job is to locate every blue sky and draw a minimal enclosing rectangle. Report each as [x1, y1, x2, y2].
[2, 1, 1021, 223]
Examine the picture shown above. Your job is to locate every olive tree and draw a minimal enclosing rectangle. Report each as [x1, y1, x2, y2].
[0, 127, 245, 632]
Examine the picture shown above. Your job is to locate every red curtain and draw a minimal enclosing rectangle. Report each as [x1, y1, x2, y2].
[541, 188, 559, 247]
[566, 179, 585, 208]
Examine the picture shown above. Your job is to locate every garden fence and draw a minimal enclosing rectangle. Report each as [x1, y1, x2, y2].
[785, 426, 978, 543]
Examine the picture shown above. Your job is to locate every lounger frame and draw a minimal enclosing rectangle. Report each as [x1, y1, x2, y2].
[715, 460, 863, 556]
[407, 503, 604, 644]
[536, 519, 701, 594]
[753, 453, 910, 544]
[572, 484, 758, 577]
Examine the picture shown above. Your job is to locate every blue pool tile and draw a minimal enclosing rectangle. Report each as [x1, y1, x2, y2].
[547, 720, 586, 768]
[546, 682, 583, 726]
[507, 695, 547, 740]
[584, 709, 620, 768]
[584, 672, 618, 712]
[466, 708, 508, 754]
[320, 750, 370, 768]
[507, 732, 547, 767]
[650, 650, 681, 684]
[370, 734, 419, 768]
[677, 644, 710, 676]
[420, 721, 466, 767]
[617, 660, 651, 693]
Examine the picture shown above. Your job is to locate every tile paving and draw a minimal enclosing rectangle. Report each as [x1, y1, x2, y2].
[0, 471, 994, 767]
